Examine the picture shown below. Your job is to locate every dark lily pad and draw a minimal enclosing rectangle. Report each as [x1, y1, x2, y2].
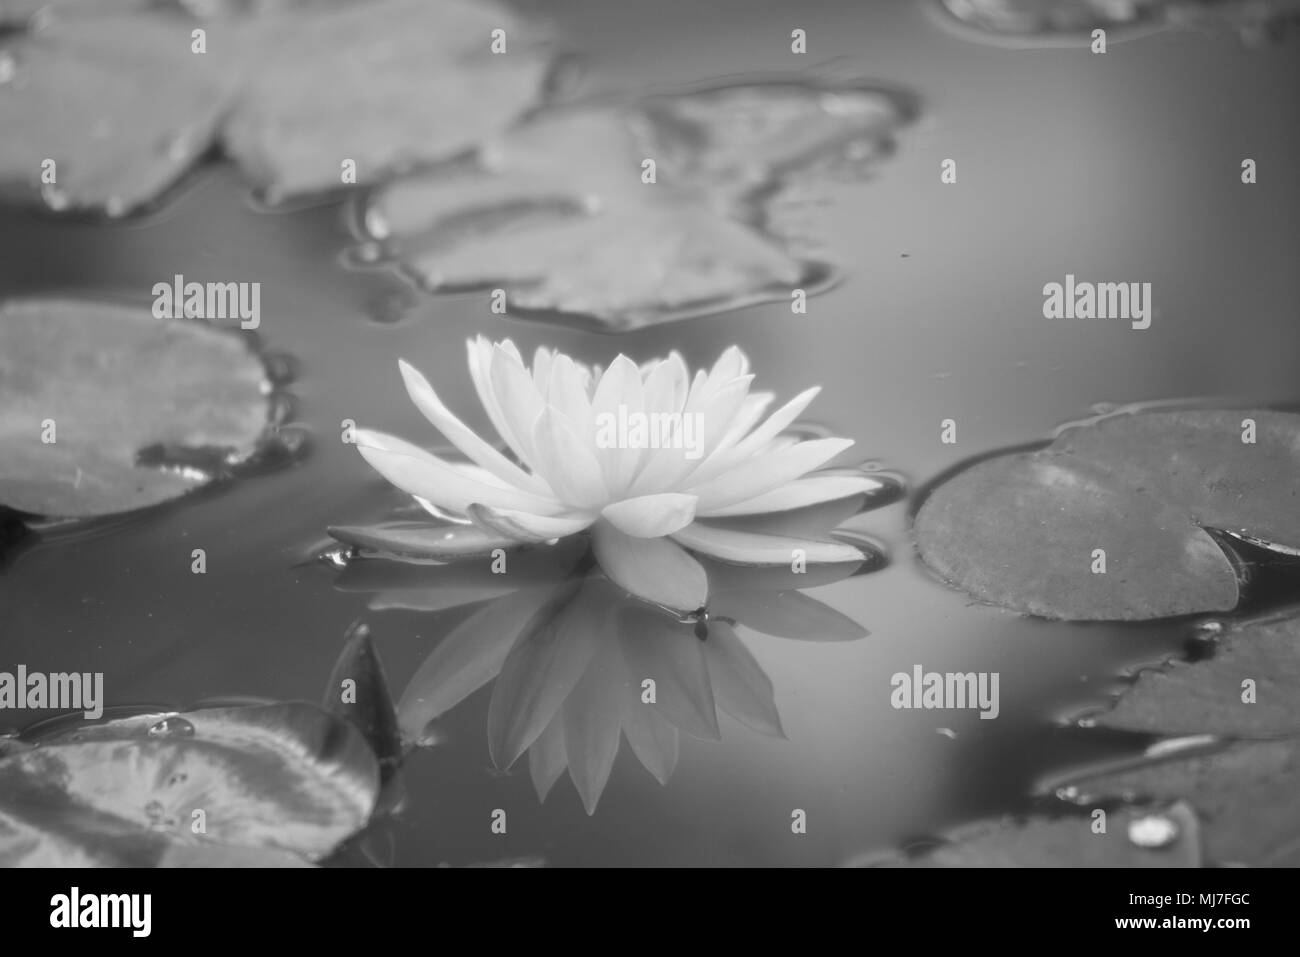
[1096, 610, 1300, 736]
[854, 801, 1201, 867]
[0, 0, 550, 211]
[324, 622, 402, 768]
[0, 298, 270, 517]
[0, 703, 380, 867]
[914, 408, 1300, 620]
[1067, 739, 1300, 866]
[364, 82, 913, 328]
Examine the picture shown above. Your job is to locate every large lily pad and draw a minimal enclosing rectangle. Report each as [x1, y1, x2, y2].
[0, 0, 551, 211]
[0, 703, 380, 867]
[1096, 610, 1300, 736]
[364, 82, 913, 328]
[854, 801, 1202, 867]
[914, 408, 1300, 620]
[0, 298, 270, 517]
[1066, 738, 1300, 866]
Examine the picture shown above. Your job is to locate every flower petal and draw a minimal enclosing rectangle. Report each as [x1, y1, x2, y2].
[529, 407, 608, 509]
[396, 584, 568, 741]
[485, 340, 546, 464]
[671, 521, 866, 565]
[600, 493, 697, 538]
[486, 578, 604, 769]
[467, 504, 594, 543]
[467, 337, 533, 466]
[703, 620, 784, 736]
[619, 606, 719, 740]
[528, 714, 568, 802]
[698, 473, 883, 517]
[711, 589, 870, 642]
[562, 639, 626, 815]
[354, 429, 563, 515]
[328, 521, 515, 560]
[397, 359, 548, 495]
[621, 698, 679, 786]
[687, 437, 854, 512]
[590, 354, 646, 496]
[688, 386, 821, 487]
[591, 520, 708, 612]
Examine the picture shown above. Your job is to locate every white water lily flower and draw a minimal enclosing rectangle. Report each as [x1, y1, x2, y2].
[353, 337, 872, 610]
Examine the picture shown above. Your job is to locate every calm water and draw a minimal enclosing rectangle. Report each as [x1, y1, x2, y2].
[2, 0, 1299, 865]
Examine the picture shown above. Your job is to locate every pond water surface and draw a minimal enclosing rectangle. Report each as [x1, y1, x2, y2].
[1, 0, 1298, 865]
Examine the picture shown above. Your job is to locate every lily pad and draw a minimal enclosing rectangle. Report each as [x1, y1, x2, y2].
[931, 0, 1300, 44]
[364, 82, 913, 328]
[854, 801, 1202, 867]
[0, 0, 551, 211]
[1067, 739, 1300, 866]
[0, 298, 271, 517]
[1096, 610, 1300, 736]
[0, 703, 380, 867]
[914, 408, 1300, 620]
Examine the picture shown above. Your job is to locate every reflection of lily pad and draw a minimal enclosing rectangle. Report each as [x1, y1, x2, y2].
[915, 409, 1300, 620]
[0, 299, 270, 517]
[365, 83, 913, 328]
[0, 0, 550, 211]
[0, 703, 380, 867]
[1096, 610, 1300, 736]
[855, 801, 1201, 867]
[1067, 739, 1300, 866]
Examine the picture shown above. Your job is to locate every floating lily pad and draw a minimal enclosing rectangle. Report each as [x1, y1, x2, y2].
[931, 0, 1300, 44]
[1096, 610, 1300, 736]
[1067, 739, 1300, 866]
[914, 408, 1300, 620]
[0, 0, 551, 211]
[0, 298, 270, 517]
[0, 703, 380, 867]
[365, 82, 913, 328]
[854, 801, 1201, 867]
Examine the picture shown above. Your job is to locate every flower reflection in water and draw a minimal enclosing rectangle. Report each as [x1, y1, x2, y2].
[333, 490, 896, 813]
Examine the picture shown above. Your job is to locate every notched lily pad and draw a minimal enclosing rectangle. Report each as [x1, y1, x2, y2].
[853, 801, 1201, 867]
[0, 0, 551, 211]
[0, 298, 271, 517]
[1067, 738, 1300, 866]
[1096, 610, 1300, 737]
[0, 702, 380, 867]
[915, 408, 1300, 620]
[364, 81, 914, 328]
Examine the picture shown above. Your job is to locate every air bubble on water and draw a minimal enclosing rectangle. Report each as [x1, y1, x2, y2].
[1127, 814, 1179, 849]
[342, 241, 384, 269]
[1194, 620, 1224, 636]
[147, 716, 195, 738]
[1055, 785, 1081, 801]
[362, 207, 391, 240]
[104, 196, 127, 218]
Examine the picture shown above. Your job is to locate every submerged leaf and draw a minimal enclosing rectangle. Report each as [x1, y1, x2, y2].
[324, 622, 402, 768]
[0, 299, 270, 517]
[915, 408, 1300, 620]
[365, 83, 913, 328]
[0, 703, 379, 867]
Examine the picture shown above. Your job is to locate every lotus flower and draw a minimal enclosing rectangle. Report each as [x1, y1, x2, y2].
[342, 337, 878, 611]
